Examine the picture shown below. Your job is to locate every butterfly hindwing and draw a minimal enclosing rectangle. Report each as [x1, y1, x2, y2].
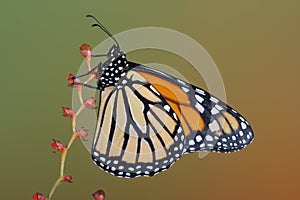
[131, 63, 254, 154]
[186, 86, 254, 153]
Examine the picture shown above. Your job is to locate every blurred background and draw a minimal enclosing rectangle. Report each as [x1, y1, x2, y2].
[1, 0, 299, 199]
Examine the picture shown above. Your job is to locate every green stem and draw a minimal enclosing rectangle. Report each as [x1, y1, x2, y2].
[60, 150, 67, 177]
[47, 96, 83, 199]
[48, 133, 78, 199]
[48, 177, 62, 200]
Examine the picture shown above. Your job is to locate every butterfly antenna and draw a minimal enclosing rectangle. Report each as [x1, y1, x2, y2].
[86, 14, 120, 47]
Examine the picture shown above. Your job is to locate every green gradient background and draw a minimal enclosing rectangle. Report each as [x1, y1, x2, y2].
[1, 1, 299, 199]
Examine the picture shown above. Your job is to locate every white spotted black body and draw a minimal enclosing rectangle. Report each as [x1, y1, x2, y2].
[97, 45, 129, 89]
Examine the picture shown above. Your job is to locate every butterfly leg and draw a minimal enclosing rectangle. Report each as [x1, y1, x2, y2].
[70, 62, 102, 104]
[73, 82, 98, 90]
[74, 62, 102, 79]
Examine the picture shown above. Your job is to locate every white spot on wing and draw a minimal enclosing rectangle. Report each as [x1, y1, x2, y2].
[178, 127, 182, 133]
[177, 79, 187, 86]
[195, 88, 205, 95]
[100, 157, 105, 162]
[205, 135, 213, 142]
[195, 102, 205, 113]
[189, 140, 195, 145]
[164, 105, 170, 112]
[239, 131, 244, 136]
[150, 85, 160, 95]
[215, 104, 223, 111]
[211, 107, 219, 115]
[128, 167, 134, 171]
[195, 95, 204, 103]
[241, 122, 247, 130]
[173, 113, 178, 120]
[196, 135, 202, 142]
[209, 120, 220, 132]
[210, 96, 219, 103]
[93, 152, 99, 157]
[181, 87, 189, 92]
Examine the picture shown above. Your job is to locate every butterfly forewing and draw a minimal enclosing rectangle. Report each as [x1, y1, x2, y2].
[92, 70, 186, 178]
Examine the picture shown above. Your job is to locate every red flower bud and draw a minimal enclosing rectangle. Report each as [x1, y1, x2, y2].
[67, 74, 75, 84]
[51, 139, 66, 153]
[93, 189, 105, 200]
[33, 192, 48, 200]
[67, 74, 81, 88]
[77, 128, 88, 139]
[80, 43, 92, 59]
[62, 107, 74, 118]
[62, 175, 73, 183]
[83, 97, 96, 109]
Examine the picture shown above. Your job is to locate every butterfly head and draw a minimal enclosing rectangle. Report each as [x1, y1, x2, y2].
[84, 15, 130, 90]
[97, 45, 129, 90]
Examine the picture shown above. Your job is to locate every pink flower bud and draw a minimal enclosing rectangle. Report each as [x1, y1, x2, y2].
[84, 97, 96, 109]
[67, 74, 81, 88]
[93, 189, 105, 200]
[62, 107, 74, 118]
[62, 175, 73, 183]
[33, 192, 48, 200]
[51, 139, 66, 153]
[80, 43, 92, 59]
[77, 128, 88, 139]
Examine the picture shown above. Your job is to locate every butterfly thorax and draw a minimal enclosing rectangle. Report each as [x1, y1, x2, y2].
[97, 45, 129, 89]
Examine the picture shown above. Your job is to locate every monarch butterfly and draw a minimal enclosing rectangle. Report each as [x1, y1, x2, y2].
[75, 15, 254, 178]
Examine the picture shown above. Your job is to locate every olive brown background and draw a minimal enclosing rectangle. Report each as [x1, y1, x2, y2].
[1, 1, 299, 199]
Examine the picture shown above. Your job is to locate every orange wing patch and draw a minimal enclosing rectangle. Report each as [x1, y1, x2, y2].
[223, 112, 239, 131]
[137, 71, 205, 137]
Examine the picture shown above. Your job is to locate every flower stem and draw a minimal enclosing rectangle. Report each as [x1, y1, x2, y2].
[67, 133, 79, 150]
[77, 86, 83, 105]
[48, 177, 63, 200]
[60, 150, 67, 177]
[75, 105, 85, 117]
[48, 112, 80, 199]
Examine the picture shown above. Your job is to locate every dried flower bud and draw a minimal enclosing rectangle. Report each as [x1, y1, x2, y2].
[80, 43, 92, 59]
[77, 128, 88, 139]
[67, 74, 75, 84]
[62, 175, 73, 183]
[83, 97, 96, 109]
[67, 74, 81, 88]
[62, 107, 74, 118]
[51, 139, 66, 153]
[33, 192, 48, 200]
[93, 189, 105, 200]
